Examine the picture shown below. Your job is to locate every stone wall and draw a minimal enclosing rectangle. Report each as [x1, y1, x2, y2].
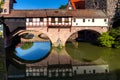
[85, 0, 118, 19]
[0, 37, 7, 80]
[106, 0, 118, 19]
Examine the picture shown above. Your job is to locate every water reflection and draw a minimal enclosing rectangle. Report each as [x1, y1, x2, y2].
[7, 41, 120, 80]
[66, 42, 103, 62]
[66, 42, 120, 71]
[15, 42, 51, 61]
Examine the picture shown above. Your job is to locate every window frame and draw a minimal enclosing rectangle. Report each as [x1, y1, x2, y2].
[29, 18, 33, 22]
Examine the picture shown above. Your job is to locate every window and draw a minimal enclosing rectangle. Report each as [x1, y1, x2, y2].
[65, 18, 69, 23]
[104, 19, 107, 22]
[73, 18, 76, 22]
[105, 69, 108, 73]
[84, 70, 86, 74]
[51, 18, 55, 23]
[93, 69, 96, 74]
[58, 18, 62, 23]
[94, 2, 99, 7]
[76, 23, 78, 25]
[92, 19, 94, 22]
[4, 9, 7, 13]
[88, 19, 90, 22]
[83, 19, 85, 22]
[40, 18, 43, 22]
[29, 18, 33, 22]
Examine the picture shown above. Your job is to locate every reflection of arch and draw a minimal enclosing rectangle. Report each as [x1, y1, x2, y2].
[65, 42, 103, 62]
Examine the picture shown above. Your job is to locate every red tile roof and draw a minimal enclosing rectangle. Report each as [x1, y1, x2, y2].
[69, 0, 85, 10]
[72, 9, 108, 18]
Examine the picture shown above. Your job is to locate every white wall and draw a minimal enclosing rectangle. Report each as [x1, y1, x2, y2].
[72, 18, 108, 27]
[73, 65, 109, 75]
[26, 18, 108, 27]
[48, 18, 71, 26]
[26, 18, 47, 27]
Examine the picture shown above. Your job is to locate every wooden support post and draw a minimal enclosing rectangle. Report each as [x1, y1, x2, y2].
[70, 17, 72, 32]
[47, 18, 49, 32]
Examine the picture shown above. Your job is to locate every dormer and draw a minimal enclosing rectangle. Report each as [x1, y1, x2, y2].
[67, 0, 85, 10]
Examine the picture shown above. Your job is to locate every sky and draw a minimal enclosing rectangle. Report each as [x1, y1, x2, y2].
[14, 0, 68, 9]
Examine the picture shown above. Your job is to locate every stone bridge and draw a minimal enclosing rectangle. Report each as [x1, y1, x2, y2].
[12, 26, 108, 47]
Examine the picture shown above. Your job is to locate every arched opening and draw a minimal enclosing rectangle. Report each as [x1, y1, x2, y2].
[77, 30, 100, 43]
[67, 30, 100, 44]
[65, 30, 101, 62]
[38, 33, 49, 40]
[21, 33, 34, 39]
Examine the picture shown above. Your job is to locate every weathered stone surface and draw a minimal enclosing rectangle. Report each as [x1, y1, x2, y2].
[85, 0, 118, 19]
[0, 37, 7, 80]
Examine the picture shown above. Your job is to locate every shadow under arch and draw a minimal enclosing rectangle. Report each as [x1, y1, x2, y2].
[66, 29, 101, 45]
[14, 30, 52, 43]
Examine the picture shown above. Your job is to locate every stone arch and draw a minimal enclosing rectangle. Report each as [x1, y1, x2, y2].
[65, 29, 101, 46]
[13, 30, 52, 43]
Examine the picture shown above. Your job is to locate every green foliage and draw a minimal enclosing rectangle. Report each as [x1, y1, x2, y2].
[114, 39, 120, 48]
[109, 27, 120, 38]
[0, 31, 2, 35]
[59, 4, 67, 9]
[0, 0, 4, 13]
[21, 42, 33, 50]
[98, 32, 115, 47]
[109, 27, 120, 48]
[0, 0, 4, 8]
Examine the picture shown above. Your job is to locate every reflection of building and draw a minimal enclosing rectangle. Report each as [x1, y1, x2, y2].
[47, 64, 72, 77]
[7, 47, 110, 79]
[25, 64, 109, 78]
[0, 23, 3, 33]
[73, 65, 109, 75]
[0, 0, 118, 80]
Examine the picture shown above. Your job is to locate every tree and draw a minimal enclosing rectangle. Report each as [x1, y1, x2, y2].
[109, 27, 120, 48]
[0, 0, 4, 13]
[114, 37, 120, 48]
[59, 4, 67, 9]
[98, 32, 115, 47]
[109, 27, 120, 38]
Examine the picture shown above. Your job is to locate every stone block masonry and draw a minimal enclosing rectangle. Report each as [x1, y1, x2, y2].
[85, 0, 118, 19]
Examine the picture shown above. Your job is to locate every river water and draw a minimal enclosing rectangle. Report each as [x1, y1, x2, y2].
[6, 42, 120, 80]
[7, 41, 120, 79]
[66, 42, 120, 71]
